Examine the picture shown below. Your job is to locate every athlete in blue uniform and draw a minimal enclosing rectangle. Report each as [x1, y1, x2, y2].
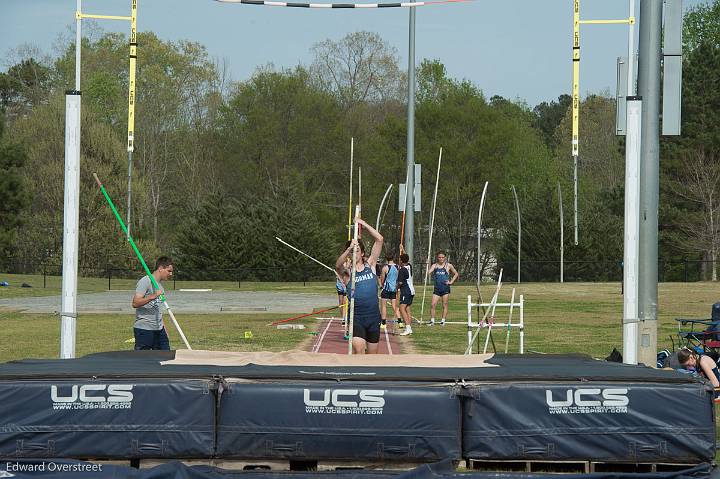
[379, 254, 401, 331]
[336, 259, 350, 314]
[335, 218, 384, 354]
[428, 251, 459, 326]
[397, 253, 415, 336]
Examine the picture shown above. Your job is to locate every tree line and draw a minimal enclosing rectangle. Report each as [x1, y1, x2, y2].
[1, 2, 719, 282]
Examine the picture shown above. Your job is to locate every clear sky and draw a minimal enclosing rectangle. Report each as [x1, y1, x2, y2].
[1, 0, 704, 107]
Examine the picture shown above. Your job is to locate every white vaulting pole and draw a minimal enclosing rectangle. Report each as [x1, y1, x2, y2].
[375, 184, 393, 231]
[420, 148, 442, 323]
[347, 138, 354, 241]
[275, 237, 339, 278]
[483, 269, 503, 355]
[476, 181, 489, 315]
[348, 205, 361, 355]
[477, 182, 489, 289]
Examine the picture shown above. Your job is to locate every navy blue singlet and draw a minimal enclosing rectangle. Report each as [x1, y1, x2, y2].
[433, 264, 450, 295]
[347, 264, 381, 325]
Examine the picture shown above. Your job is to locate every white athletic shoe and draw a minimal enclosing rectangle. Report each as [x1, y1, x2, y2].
[440, 319, 446, 326]
[400, 327, 413, 336]
[429, 318, 435, 326]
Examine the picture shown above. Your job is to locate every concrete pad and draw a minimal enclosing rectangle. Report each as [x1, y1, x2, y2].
[0, 290, 337, 314]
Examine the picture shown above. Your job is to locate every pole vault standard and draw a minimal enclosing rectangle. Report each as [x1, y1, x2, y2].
[571, 0, 635, 246]
[94, 173, 192, 350]
[126, 0, 138, 239]
[558, 182, 564, 284]
[61, 0, 135, 358]
[420, 148, 442, 323]
[73, 6, 138, 237]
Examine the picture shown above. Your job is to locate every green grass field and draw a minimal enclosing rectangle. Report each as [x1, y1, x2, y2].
[3, 274, 718, 456]
[0, 273, 717, 362]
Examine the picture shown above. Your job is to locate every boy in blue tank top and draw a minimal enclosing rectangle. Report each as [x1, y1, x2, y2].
[335, 217, 384, 354]
[428, 251, 459, 326]
[379, 254, 401, 332]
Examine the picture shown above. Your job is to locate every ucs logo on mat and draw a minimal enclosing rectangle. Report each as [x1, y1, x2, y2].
[303, 389, 385, 415]
[50, 385, 134, 411]
[545, 388, 629, 415]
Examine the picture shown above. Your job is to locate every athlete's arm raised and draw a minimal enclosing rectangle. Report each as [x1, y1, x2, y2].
[356, 218, 383, 268]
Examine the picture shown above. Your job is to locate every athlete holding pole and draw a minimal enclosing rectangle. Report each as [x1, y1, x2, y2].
[335, 217, 384, 354]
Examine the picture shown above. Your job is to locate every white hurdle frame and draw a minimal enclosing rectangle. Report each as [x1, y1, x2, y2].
[466, 295, 524, 354]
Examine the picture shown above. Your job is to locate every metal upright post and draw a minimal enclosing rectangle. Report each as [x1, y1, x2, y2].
[404, 7, 416, 262]
[558, 183, 564, 283]
[636, 0, 662, 367]
[623, 97, 642, 365]
[60, 0, 83, 359]
[511, 185, 521, 283]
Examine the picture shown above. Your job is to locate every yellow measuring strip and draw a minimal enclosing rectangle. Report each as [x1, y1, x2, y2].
[127, 0, 137, 152]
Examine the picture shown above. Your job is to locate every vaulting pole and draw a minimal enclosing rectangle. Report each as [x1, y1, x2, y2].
[420, 148, 442, 323]
[275, 237, 339, 278]
[94, 173, 192, 350]
[399, 168, 411, 254]
[476, 181, 489, 299]
[375, 184, 394, 232]
[347, 205, 360, 354]
[347, 137, 354, 241]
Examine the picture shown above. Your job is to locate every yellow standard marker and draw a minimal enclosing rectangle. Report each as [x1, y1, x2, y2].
[127, 0, 137, 154]
[572, 0, 580, 158]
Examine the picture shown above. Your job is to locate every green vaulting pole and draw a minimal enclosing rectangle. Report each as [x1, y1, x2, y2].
[93, 173, 192, 350]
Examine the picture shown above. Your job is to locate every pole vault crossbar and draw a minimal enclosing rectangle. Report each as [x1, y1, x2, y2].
[77, 13, 132, 20]
[466, 295, 524, 354]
